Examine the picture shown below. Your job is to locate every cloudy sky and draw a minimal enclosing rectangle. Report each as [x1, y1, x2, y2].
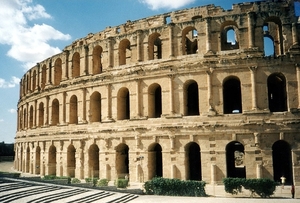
[0, 0, 298, 143]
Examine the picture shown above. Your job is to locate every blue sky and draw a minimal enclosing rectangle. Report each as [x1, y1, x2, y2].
[0, 0, 298, 143]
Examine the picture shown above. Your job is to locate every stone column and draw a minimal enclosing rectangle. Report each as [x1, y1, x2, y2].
[296, 64, 300, 108]
[206, 69, 215, 112]
[206, 17, 212, 52]
[256, 163, 262, 178]
[82, 88, 87, 123]
[249, 66, 258, 110]
[48, 61, 52, 85]
[169, 75, 174, 115]
[292, 23, 299, 46]
[107, 84, 112, 120]
[248, 12, 255, 48]
[136, 30, 143, 62]
[46, 96, 50, 126]
[107, 37, 114, 68]
[84, 45, 89, 75]
[136, 79, 141, 117]
[211, 164, 216, 184]
[169, 23, 174, 57]
[34, 100, 37, 128]
[63, 50, 69, 80]
[62, 92, 66, 124]
[171, 164, 176, 179]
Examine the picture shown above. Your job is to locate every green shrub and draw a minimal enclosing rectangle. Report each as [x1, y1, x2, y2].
[115, 179, 129, 188]
[0, 172, 21, 178]
[97, 179, 109, 187]
[71, 178, 81, 184]
[43, 175, 56, 180]
[85, 177, 98, 186]
[144, 177, 206, 197]
[223, 177, 244, 195]
[223, 178, 277, 198]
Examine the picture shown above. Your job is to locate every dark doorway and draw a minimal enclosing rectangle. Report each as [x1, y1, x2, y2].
[116, 144, 129, 178]
[268, 73, 287, 112]
[187, 142, 201, 180]
[223, 77, 242, 114]
[226, 141, 246, 178]
[187, 81, 199, 116]
[148, 143, 162, 179]
[272, 140, 293, 185]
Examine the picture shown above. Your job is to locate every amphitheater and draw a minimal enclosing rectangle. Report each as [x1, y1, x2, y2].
[14, 0, 300, 191]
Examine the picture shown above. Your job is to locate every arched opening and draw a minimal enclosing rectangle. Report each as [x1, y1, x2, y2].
[226, 141, 246, 178]
[117, 88, 130, 120]
[185, 81, 199, 116]
[41, 65, 46, 90]
[264, 35, 275, 57]
[148, 143, 163, 179]
[93, 45, 103, 74]
[221, 24, 239, 51]
[67, 144, 76, 177]
[90, 92, 101, 122]
[72, 52, 80, 78]
[48, 145, 56, 176]
[38, 102, 44, 127]
[148, 84, 162, 118]
[223, 76, 242, 114]
[26, 75, 30, 93]
[272, 140, 293, 185]
[185, 142, 201, 180]
[263, 17, 283, 56]
[89, 144, 99, 178]
[182, 27, 198, 55]
[267, 73, 287, 112]
[32, 70, 36, 91]
[36, 146, 41, 175]
[115, 143, 129, 178]
[119, 39, 131, 65]
[148, 33, 162, 60]
[69, 95, 78, 124]
[54, 58, 62, 86]
[26, 147, 30, 173]
[29, 105, 34, 128]
[51, 99, 59, 126]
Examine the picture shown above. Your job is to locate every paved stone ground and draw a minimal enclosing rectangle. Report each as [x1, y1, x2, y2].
[1, 161, 298, 203]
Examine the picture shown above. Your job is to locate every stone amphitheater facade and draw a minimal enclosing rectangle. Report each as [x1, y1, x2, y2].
[14, 0, 300, 189]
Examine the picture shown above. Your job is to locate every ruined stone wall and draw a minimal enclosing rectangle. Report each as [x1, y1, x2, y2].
[14, 1, 300, 194]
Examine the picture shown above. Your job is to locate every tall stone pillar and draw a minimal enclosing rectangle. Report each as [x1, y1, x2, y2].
[84, 45, 89, 75]
[136, 30, 143, 62]
[206, 69, 215, 113]
[249, 66, 258, 110]
[206, 17, 212, 52]
[169, 75, 174, 114]
[63, 50, 69, 80]
[248, 12, 255, 48]
[211, 164, 216, 184]
[296, 64, 300, 108]
[136, 79, 141, 117]
[256, 163, 262, 178]
[292, 23, 299, 46]
[107, 37, 114, 68]
[169, 23, 174, 57]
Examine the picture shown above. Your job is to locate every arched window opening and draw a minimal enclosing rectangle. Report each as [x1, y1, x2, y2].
[90, 92, 101, 122]
[148, 84, 162, 118]
[182, 27, 198, 55]
[148, 143, 162, 179]
[69, 95, 78, 124]
[89, 144, 99, 178]
[32, 70, 36, 91]
[51, 99, 59, 126]
[264, 35, 275, 57]
[263, 18, 283, 56]
[267, 73, 287, 112]
[117, 88, 130, 120]
[221, 25, 239, 51]
[67, 145, 76, 178]
[26, 147, 30, 173]
[41, 65, 46, 90]
[272, 140, 293, 185]
[226, 141, 246, 178]
[185, 81, 199, 116]
[93, 46, 103, 74]
[186, 142, 201, 180]
[149, 33, 162, 60]
[29, 105, 34, 128]
[115, 144, 129, 178]
[72, 52, 80, 78]
[119, 39, 131, 66]
[38, 102, 44, 127]
[223, 77, 242, 114]
[36, 146, 41, 175]
[54, 58, 62, 86]
[48, 145, 56, 176]
[164, 16, 171, 24]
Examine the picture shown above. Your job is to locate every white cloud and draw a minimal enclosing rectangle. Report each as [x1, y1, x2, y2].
[0, 119, 4, 122]
[140, 0, 195, 10]
[8, 109, 17, 114]
[0, 76, 20, 88]
[0, 0, 71, 70]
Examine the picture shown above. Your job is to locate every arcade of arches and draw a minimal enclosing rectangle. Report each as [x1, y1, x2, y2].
[14, 1, 300, 195]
